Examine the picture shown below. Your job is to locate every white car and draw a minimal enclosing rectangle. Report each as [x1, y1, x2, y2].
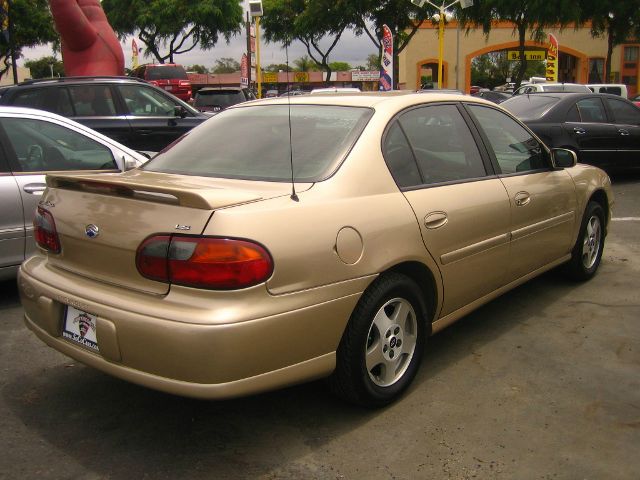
[0, 106, 147, 280]
[512, 83, 591, 96]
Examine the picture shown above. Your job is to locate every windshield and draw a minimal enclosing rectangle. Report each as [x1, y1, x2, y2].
[501, 95, 560, 120]
[143, 104, 373, 182]
[146, 66, 188, 80]
[195, 91, 245, 108]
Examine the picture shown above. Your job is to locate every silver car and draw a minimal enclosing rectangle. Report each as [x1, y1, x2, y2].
[0, 106, 147, 280]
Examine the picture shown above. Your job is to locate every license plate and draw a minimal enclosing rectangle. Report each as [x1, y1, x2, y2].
[164, 86, 173, 91]
[62, 306, 99, 352]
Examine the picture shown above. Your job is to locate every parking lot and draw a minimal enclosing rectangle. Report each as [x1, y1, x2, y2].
[1, 174, 639, 480]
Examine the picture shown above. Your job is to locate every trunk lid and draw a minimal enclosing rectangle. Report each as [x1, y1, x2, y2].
[42, 170, 299, 295]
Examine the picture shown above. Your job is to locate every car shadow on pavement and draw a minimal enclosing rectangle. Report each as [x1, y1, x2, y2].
[0, 269, 598, 479]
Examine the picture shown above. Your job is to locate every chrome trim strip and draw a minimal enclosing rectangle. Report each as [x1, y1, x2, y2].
[511, 211, 575, 241]
[440, 232, 510, 265]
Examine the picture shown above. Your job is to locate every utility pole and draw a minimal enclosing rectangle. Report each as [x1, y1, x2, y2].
[245, 11, 251, 88]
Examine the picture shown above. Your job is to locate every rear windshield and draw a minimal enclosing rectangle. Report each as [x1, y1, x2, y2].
[143, 104, 373, 182]
[501, 95, 560, 120]
[146, 66, 188, 80]
[195, 90, 245, 108]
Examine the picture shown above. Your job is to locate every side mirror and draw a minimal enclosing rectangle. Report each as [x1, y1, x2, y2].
[551, 148, 577, 169]
[174, 105, 188, 118]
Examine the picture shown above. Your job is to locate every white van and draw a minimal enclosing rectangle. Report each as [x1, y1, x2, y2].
[586, 84, 629, 98]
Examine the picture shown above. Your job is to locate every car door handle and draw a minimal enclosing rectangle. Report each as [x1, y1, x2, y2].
[514, 191, 531, 207]
[137, 129, 153, 135]
[573, 127, 586, 135]
[618, 128, 630, 136]
[23, 183, 46, 195]
[424, 211, 448, 229]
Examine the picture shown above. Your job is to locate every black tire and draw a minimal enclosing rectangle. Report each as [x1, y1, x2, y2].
[329, 272, 428, 407]
[565, 201, 605, 281]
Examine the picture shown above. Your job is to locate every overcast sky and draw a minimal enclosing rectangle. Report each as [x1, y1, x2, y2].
[20, 0, 378, 70]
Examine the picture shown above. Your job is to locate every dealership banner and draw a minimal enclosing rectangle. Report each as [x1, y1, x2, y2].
[131, 39, 139, 69]
[379, 25, 393, 91]
[546, 34, 558, 82]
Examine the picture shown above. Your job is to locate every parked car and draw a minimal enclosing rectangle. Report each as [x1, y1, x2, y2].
[193, 87, 256, 112]
[512, 83, 591, 96]
[471, 90, 511, 104]
[19, 92, 613, 407]
[130, 63, 192, 102]
[502, 92, 640, 172]
[587, 84, 628, 98]
[630, 94, 640, 107]
[264, 89, 280, 98]
[0, 106, 147, 280]
[0, 76, 210, 152]
[310, 87, 361, 94]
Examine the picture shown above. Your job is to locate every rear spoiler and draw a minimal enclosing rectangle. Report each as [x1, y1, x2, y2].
[46, 172, 263, 210]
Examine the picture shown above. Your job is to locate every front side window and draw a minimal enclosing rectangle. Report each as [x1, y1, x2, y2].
[606, 98, 640, 125]
[467, 105, 547, 174]
[0, 118, 116, 172]
[395, 104, 487, 184]
[144, 105, 372, 182]
[119, 85, 180, 117]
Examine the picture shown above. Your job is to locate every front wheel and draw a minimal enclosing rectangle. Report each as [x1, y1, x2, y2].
[330, 272, 428, 407]
[565, 201, 605, 281]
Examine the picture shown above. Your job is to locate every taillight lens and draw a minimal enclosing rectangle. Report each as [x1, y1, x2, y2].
[179, 80, 190, 87]
[34, 207, 61, 253]
[136, 236, 273, 290]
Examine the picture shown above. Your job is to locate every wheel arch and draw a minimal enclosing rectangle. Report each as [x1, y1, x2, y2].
[589, 188, 610, 233]
[383, 261, 438, 334]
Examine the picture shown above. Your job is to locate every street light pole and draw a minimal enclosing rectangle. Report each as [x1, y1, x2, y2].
[412, 0, 473, 89]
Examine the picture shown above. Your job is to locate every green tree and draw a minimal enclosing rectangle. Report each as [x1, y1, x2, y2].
[355, 0, 439, 88]
[212, 57, 240, 73]
[471, 52, 545, 89]
[24, 55, 64, 78]
[102, 0, 243, 64]
[292, 55, 319, 72]
[458, 0, 581, 88]
[366, 53, 380, 71]
[329, 61, 351, 71]
[186, 64, 209, 74]
[262, 0, 352, 85]
[265, 63, 292, 72]
[0, 0, 56, 80]
[580, 1, 640, 83]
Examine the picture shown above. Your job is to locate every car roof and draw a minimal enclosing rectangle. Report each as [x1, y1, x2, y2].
[5, 76, 148, 89]
[198, 87, 244, 92]
[232, 90, 492, 111]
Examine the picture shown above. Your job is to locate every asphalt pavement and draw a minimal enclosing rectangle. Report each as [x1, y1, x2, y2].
[1, 174, 639, 480]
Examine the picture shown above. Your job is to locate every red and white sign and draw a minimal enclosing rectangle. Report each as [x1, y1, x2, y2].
[241, 54, 249, 87]
[379, 25, 393, 91]
[546, 34, 559, 82]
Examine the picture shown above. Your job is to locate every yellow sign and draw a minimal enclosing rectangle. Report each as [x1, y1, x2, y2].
[293, 72, 309, 82]
[507, 50, 546, 61]
[262, 72, 278, 83]
[546, 34, 559, 82]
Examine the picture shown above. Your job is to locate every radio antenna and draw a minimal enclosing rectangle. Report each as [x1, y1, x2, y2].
[285, 38, 298, 201]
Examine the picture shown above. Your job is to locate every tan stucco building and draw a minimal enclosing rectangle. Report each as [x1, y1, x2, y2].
[398, 21, 640, 96]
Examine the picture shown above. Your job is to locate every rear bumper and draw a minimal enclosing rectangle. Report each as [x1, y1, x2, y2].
[18, 258, 370, 399]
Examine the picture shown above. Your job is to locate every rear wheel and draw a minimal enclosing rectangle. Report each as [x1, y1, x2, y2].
[565, 201, 605, 280]
[330, 272, 428, 407]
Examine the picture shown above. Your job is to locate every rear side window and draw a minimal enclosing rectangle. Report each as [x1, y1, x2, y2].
[0, 118, 116, 172]
[195, 90, 245, 108]
[144, 105, 373, 182]
[395, 104, 487, 184]
[11, 88, 74, 117]
[468, 105, 547, 174]
[576, 98, 607, 123]
[382, 122, 422, 188]
[68, 85, 117, 116]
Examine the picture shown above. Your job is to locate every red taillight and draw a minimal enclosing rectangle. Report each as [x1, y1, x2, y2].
[136, 236, 273, 290]
[34, 207, 61, 253]
[148, 80, 160, 86]
[179, 80, 190, 87]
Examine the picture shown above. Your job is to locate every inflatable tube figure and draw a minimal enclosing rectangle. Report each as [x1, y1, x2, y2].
[49, 0, 124, 76]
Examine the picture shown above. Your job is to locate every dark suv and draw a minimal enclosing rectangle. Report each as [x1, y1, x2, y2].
[130, 64, 192, 102]
[0, 76, 210, 152]
[193, 87, 256, 112]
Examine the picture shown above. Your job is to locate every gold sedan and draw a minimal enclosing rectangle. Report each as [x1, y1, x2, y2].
[18, 92, 613, 406]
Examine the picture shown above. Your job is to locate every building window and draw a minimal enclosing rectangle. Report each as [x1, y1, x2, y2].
[623, 46, 639, 62]
[588, 58, 604, 83]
